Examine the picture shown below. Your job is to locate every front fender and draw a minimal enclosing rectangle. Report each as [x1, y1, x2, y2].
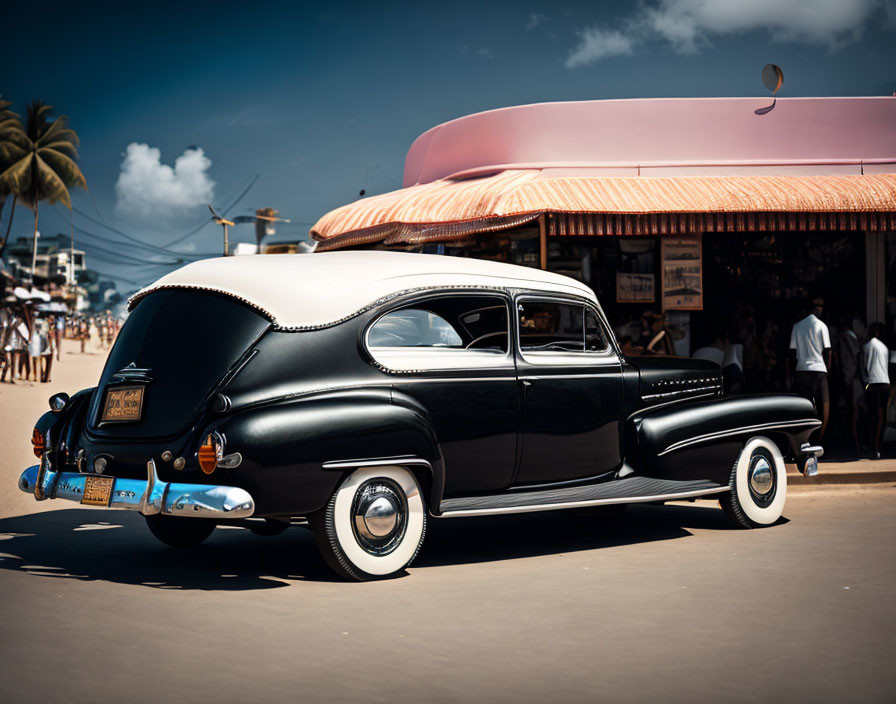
[212, 387, 443, 516]
[629, 394, 820, 484]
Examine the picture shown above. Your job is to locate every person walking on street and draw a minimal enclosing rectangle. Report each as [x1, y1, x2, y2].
[54, 314, 64, 361]
[837, 313, 865, 457]
[789, 298, 831, 440]
[862, 322, 890, 459]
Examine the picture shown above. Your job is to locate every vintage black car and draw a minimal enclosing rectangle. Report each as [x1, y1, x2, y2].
[19, 252, 823, 580]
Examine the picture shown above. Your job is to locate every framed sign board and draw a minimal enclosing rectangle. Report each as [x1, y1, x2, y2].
[661, 237, 703, 311]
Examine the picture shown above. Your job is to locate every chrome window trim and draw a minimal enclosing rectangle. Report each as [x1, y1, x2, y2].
[658, 418, 823, 457]
[363, 290, 515, 374]
[514, 293, 620, 367]
[439, 485, 731, 518]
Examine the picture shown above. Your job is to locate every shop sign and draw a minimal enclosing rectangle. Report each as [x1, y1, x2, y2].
[616, 273, 655, 303]
[662, 237, 703, 311]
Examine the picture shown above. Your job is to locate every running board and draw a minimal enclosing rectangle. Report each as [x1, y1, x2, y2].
[438, 477, 729, 517]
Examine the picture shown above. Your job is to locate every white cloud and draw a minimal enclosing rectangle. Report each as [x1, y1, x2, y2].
[642, 0, 884, 53]
[526, 13, 544, 30]
[565, 27, 635, 67]
[566, 0, 893, 66]
[114, 143, 215, 219]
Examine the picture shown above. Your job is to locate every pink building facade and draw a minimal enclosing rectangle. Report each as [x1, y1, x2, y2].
[312, 97, 896, 396]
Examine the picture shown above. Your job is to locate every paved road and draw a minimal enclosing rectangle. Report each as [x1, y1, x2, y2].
[1, 488, 894, 703]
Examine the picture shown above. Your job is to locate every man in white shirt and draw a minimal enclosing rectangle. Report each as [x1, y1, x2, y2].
[862, 322, 890, 459]
[789, 298, 831, 440]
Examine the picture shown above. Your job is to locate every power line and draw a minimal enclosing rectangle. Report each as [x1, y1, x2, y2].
[79, 174, 258, 252]
[74, 222, 216, 259]
[162, 173, 260, 248]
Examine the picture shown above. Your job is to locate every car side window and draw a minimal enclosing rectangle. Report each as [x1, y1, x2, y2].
[519, 301, 585, 352]
[367, 294, 511, 371]
[367, 309, 462, 348]
[518, 299, 613, 359]
[585, 308, 610, 353]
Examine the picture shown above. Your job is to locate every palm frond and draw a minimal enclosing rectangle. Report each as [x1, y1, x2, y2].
[36, 116, 78, 147]
[34, 154, 71, 207]
[38, 147, 87, 189]
[0, 154, 34, 195]
[39, 140, 79, 159]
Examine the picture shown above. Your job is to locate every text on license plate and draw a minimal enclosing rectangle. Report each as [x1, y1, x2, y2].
[82, 475, 115, 506]
[101, 385, 144, 422]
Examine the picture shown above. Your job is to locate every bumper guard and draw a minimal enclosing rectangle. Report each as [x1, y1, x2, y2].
[18, 459, 255, 519]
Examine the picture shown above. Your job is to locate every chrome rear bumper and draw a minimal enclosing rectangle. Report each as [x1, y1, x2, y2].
[18, 459, 254, 519]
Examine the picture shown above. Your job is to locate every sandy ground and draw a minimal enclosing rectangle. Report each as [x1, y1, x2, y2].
[0, 339, 107, 519]
[1, 340, 895, 702]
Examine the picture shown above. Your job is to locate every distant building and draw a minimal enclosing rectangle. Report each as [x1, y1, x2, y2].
[6, 233, 87, 284]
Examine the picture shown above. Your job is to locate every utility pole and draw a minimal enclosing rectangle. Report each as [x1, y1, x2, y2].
[69, 208, 75, 285]
[208, 204, 235, 256]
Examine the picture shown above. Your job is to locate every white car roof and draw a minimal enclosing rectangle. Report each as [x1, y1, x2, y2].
[129, 251, 597, 330]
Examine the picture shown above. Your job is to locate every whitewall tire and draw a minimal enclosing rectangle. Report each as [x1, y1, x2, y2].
[720, 436, 787, 528]
[311, 466, 426, 581]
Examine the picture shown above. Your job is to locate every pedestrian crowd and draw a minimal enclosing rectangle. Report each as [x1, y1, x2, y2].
[0, 303, 120, 384]
[616, 299, 894, 459]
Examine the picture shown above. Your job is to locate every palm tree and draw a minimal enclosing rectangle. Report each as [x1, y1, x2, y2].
[0, 100, 87, 272]
[0, 95, 25, 257]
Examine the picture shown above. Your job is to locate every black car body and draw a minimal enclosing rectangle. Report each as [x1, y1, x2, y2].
[20, 251, 823, 579]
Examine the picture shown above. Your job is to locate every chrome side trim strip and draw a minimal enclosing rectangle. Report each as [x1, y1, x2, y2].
[390, 376, 516, 384]
[439, 485, 730, 518]
[641, 385, 722, 401]
[518, 371, 619, 380]
[658, 418, 822, 457]
[322, 457, 433, 471]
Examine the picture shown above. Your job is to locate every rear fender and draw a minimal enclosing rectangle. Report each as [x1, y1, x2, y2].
[629, 394, 820, 484]
[213, 388, 444, 516]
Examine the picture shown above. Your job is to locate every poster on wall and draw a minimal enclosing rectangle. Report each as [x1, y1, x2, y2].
[616, 273, 655, 303]
[661, 236, 703, 311]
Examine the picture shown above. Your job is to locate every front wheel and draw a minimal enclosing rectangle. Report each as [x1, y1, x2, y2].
[720, 436, 787, 528]
[311, 466, 427, 581]
[145, 513, 216, 547]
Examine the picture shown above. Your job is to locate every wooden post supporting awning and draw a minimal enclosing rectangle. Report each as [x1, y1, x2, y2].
[311, 171, 896, 251]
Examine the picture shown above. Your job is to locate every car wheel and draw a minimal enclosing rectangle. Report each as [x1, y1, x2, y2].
[311, 466, 426, 581]
[720, 435, 787, 528]
[145, 513, 216, 547]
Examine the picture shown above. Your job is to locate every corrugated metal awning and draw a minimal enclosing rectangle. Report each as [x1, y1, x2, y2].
[312, 172, 896, 250]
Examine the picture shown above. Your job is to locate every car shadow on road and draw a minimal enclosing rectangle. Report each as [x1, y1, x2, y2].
[0, 509, 335, 590]
[416, 501, 743, 568]
[0, 501, 751, 589]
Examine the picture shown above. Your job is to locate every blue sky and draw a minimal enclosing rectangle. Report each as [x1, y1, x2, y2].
[2, 0, 895, 292]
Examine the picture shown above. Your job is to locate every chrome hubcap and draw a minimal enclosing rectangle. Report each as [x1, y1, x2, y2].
[362, 496, 399, 537]
[351, 480, 407, 555]
[749, 456, 774, 496]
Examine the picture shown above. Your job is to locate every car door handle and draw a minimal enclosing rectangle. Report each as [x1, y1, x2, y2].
[522, 380, 532, 387]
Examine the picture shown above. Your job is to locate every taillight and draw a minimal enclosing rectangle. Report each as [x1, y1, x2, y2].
[198, 433, 223, 474]
[31, 428, 45, 458]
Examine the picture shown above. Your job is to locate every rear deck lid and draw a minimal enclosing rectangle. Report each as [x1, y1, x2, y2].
[88, 289, 270, 439]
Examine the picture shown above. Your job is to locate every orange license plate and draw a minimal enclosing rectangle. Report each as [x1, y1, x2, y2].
[81, 475, 115, 506]
[101, 386, 144, 422]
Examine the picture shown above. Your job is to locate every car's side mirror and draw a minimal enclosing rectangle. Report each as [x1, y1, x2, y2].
[49, 393, 70, 413]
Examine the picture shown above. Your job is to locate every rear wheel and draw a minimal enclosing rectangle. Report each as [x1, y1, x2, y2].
[720, 436, 787, 528]
[145, 513, 216, 547]
[311, 466, 426, 581]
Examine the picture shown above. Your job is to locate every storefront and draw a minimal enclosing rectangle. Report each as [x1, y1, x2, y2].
[310, 97, 896, 397]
